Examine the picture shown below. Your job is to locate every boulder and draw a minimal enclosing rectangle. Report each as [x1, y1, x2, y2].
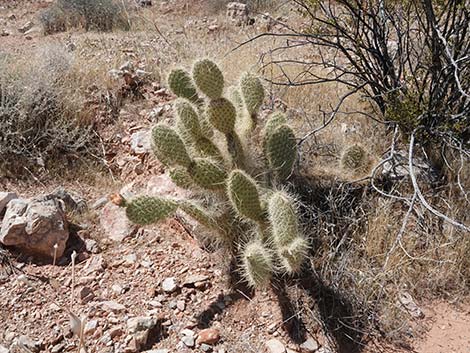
[0, 196, 69, 259]
[226, 2, 249, 26]
[0, 192, 17, 215]
[100, 202, 135, 242]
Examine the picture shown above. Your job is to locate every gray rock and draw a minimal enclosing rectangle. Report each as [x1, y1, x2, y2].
[0, 345, 9, 353]
[226, 2, 249, 26]
[100, 202, 135, 242]
[127, 316, 157, 334]
[50, 187, 86, 213]
[92, 197, 108, 210]
[300, 337, 319, 352]
[162, 277, 178, 293]
[84, 239, 100, 254]
[100, 301, 126, 313]
[181, 335, 195, 348]
[0, 192, 17, 215]
[16, 335, 40, 353]
[0, 197, 69, 259]
[265, 339, 286, 353]
[200, 343, 212, 352]
[130, 130, 152, 155]
[18, 21, 33, 33]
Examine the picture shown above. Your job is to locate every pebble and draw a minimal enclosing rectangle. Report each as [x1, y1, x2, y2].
[265, 338, 286, 353]
[200, 343, 213, 352]
[176, 300, 185, 311]
[162, 277, 178, 293]
[196, 328, 220, 345]
[84, 320, 98, 336]
[181, 335, 195, 347]
[100, 301, 126, 313]
[17, 336, 40, 353]
[299, 337, 319, 352]
[127, 317, 156, 334]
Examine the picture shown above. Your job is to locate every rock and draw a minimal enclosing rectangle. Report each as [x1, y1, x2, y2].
[299, 337, 319, 352]
[196, 328, 220, 345]
[108, 326, 123, 338]
[200, 344, 212, 352]
[0, 345, 9, 353]
[0, 192, 17, 215]
[181, 335, 195, 348]
[127, 317, 157, 334]
[92, 197, 108, 210]
[398, 291, 424, 319]
[100, 301, 126, 313]
[112, 284, 124, 295]
[226, 2, 249, 26]
[176, 300, 185, 311]
[130, 131, 152, 155]
[208, 24, 219, 32]
[83, 255, 107, 274]
[0, 197, 69, 259]
[0, 29, 10, 37]
[147, 174, 189, 199]
[382, 150, 432, 181]
[100, 202, 135, 242]
[84, 239, 100, 254]
[50, 187, 86, 213]
[161, 277, 178, 293]
[138, 0, 152, 6]
[51, 343, 65, 353]
[18, 21, 34, 33]
[78, 286, 95, 303]
[84, 320, 98, 336]
[265, 339, 286, 353]
[17, 335, 40, 353]
[109, 69, 123, 79]
[183, 274, 209, 286]
[123, 253, 137, 265]
[7, 14, 16, 20]
[143, 350, 169, 353]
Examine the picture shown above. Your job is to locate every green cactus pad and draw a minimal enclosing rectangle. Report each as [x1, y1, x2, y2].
[189, 158, 227, 190]
[242, 240, 273, 287]
[278, 236, 309, 274]
[240, 72, 265, 115]
[152, 124, 192, 168]
[227, 170, 263, 222]
[168, 69, 199, 103]
[341, 144, 367, 170]
[207, 98, 236, 134]
[228, 86, 244, 112]
[169, 167, 193, 189]
[178, 201, 221, 232]
[268, 192, 299, 247]
[195, 137, 223, 160]
[265, 124, 297, 181]
[264, 112, 287, 138]
[175, 99, 202, 139]
[193, 59, 224, 99]
[126, 196, 178, 225]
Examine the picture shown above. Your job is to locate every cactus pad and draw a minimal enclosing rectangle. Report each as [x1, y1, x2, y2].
[175, 99, 202, 139]
[341, 144, 367, 170]
[126, 196, 178, 225]
[152, 124, 192, 168]
[265, 124, 297, 181]
[227, 170, 263, 222]
[278, 236, 309, 274]
[169, 167, 193, 189]
[193, 59, 224, 99]
[268, 192, 299, 247]
[242, 240, 273, 287]
[240, 72, 265, 115]
[168, 69, 199, 103]
[207, 98, 236, 134]
[189, 158, 227, 190]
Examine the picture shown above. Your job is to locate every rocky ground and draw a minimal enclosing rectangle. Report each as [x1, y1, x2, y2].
[1, 1, 470, 353]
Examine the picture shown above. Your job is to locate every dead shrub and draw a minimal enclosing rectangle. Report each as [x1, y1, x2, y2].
[0, 46, 97, 175]
[40, 0, 130, 34]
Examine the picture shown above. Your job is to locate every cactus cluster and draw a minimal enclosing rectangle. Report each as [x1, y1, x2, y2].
[118, 59, 308, 288]
[341, 144, 367, 171]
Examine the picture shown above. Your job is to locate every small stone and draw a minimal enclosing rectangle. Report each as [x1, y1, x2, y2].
[18, 21, 33, 33]
[84, 320, 98, 336]
[17, 336, 40, 353]
[78, 286, 94, 303]
[143, 350, 169, 353]
[124, 253, 137, 265]
[162, 277, 178, 293]
[265, 338, 286, 353]
[183, 274, 209, 286]
[181, 335, 195, 348]
[84, 255, 107, 274]
[0, 345, 9, 353]
[112, 284, 124, 295]
[176, 300, 185, 311]
[85, 239, 100, 254]
[299, 337, 319, 352]
[51, 343, 65, 353]
[196, 328, 220, 345]
[127, 317, 156, 334]
[108, 326, 123, 339]
[92, 197, 108, 210]
[101, 301, 126, 313]
[200, 343, 212, 352]
[130, 131, 152, 155]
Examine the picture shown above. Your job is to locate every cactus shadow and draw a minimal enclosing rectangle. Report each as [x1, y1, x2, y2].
[194, 258, 255, 329]
[297, 268, 367, 353]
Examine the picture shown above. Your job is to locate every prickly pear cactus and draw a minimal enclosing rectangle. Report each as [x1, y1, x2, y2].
[115, 59, 308, 288]
[341, 144, 367, 170]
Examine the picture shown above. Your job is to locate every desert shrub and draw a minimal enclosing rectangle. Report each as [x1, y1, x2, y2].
[0, 47, 97, 174]
[114, 59, 308, 288]
[40, 0, 130, 34]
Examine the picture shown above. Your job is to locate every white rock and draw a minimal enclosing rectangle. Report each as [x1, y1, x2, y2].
[0, 345, 9, 353]
[0, 192, 17, 214]
[161, 277, 178, 293]
[127, 316, 157, 334]
[300, 337, 319, 352]
[130, 131, 152, 155]
[265, 339, 286, 353]
[100, 301, 126, 313]
[100, 202, 134, 242]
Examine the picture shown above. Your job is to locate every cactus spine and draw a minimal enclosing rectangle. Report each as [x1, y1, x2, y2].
[118, 59, 307, 289]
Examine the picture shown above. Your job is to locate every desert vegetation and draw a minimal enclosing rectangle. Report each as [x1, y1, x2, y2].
[0, 1, 469, 353]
